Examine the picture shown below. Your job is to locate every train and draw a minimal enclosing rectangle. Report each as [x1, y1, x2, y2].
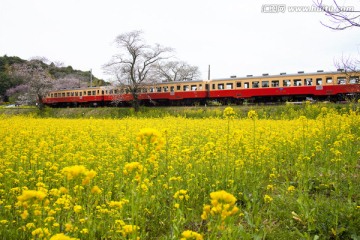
[43, 70, 360, 107]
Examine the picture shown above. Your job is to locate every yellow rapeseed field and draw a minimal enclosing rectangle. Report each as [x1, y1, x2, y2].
[0, 106, 359, 239]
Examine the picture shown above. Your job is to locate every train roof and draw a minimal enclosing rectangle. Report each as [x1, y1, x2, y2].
[211, 70, 349, 81]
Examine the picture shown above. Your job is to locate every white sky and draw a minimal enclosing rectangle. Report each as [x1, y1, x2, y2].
[0, 0, 359, 81]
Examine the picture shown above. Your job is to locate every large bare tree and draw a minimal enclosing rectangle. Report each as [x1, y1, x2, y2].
[9, 60, 53, 109]
[156, 61, 201, 82]
[104, 30, 172, 111]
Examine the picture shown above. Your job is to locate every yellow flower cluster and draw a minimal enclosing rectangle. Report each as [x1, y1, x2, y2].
[223, 106, 236, 119]
[173, 189, 190, 201]
[136, 128, 164, 150]
[118, 224, 140, 238]
[61, 165, 96, 185]
[201, 190, 239, 221]
[49, 233, 79, 240]
[247, 110, 258, 119]
[180, 230, 203, 240]
[264, 194, 273, 203]
[123, 162, 144, 175]
[17, 190, 47, 203]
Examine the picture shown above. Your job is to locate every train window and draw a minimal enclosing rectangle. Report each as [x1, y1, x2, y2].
[156, 87, 162, 92]
[294, 79, 302, 86]
[218, 83, 224, 90]
[199, 84, 203, 90]
[350, 77, 359, 84]
[97, 90, 100, 94]
[304, 78, 312, 86]
[244, 82, 249, 89]
[252, 81, 259, 88]
[212, 84, 215, 89]
[326, 77, 333, 84]
[271, 80, 279, 87]
[54, 93, 57, 97]
[102, 90, 104, 94]
[316, 78, 323, 85]
[75, 92, 78, 97]
[163, 86, 168, 92]
[236, 82, 241, 88]
[191, 85, 197, 91]
[88, 91, 91, 95]
[50, 93, 53, 97]
[71, 92, 74, 96]
[226, 83, 233, 89]
[176, 85, 181, 91]
[170, 86, 175, 92]
[142, 88, 148, 93]
[262, 81, 269, 88]
[62, 93, 65, 97]
[283, 80, 291, 87]
[79, 92, 82, 97]
[337, 77, 346, 84]
[92, 91, 96, 95]
[67, 92, 70, 97]
[183, 85, 189, 91]
[149, 87, 154, 92]
[84, 91, 86, 95]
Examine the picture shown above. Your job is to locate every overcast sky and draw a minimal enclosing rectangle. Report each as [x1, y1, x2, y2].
[0, 0, 359, 81]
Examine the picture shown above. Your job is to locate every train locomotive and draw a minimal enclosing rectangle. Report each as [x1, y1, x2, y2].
[43, 70, 360, 107]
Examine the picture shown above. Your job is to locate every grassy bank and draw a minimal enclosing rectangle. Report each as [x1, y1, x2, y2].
[0, 102, 359, 120]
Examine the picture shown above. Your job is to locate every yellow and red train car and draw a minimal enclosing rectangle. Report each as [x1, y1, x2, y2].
[43, 70, 360, 107]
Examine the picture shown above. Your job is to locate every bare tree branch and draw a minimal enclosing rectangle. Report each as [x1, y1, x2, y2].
[314, 0, 360, 30]
[156, 61, 201, 82]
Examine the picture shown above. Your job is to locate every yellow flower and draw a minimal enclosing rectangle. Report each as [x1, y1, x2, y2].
[108, 199, 129, 209]
[287, 186, 296, 193]
[32, 228, 50, 238]
[173, 189, 190, 201]
[123, 162, 143, 175]
[264, 194, 273, 203]
[120, 224, 139, 237]
[49, 233, 78, 240]
[61, 165, 87, 180]
[91, 185, 102, 194]
[247, 110, 258, 119]
[136, 128, 164, 150]
[20, 210, 29, 220]
[223, 106, 236, 119]
[73, 205, 82, 213]
[202, 190, 238, 221]
[180, 230, 203, 240]
[17, 190, 47, 202]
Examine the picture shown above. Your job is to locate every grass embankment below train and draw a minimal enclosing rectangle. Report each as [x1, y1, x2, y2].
[0, 102, 359, 119]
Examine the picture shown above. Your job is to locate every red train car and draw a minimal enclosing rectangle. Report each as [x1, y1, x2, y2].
[43, 70, 360, 107]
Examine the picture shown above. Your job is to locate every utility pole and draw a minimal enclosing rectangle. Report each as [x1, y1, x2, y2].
[208, 65, 211, 80]
[90, 69, 93, 87]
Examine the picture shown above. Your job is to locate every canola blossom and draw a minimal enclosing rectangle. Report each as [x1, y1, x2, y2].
[0, 107, 359, 239]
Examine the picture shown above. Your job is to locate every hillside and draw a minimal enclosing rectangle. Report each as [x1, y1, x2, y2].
[0, 55, 109, 102]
